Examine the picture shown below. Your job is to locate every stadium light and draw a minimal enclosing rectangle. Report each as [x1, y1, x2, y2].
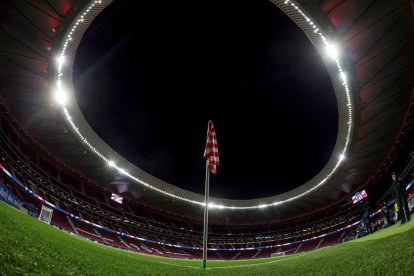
[54, 88, 68, 106]
[107, 160, 115, 167]
[339, 154, 345, 162]
[326, 43, 339, 60]
[56, 55, 65, 67]
[340, 72, 347, 83]
[209, 203, 225, 209]
[118, 168, 128, 175]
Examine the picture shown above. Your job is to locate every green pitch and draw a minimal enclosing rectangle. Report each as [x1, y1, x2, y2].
[1, 200, 413, 275]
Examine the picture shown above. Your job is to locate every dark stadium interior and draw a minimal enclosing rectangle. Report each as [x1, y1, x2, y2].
[0, 0, 413, 267]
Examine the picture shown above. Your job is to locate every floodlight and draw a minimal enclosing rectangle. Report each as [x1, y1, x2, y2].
[340, 72, 347, 82]
[326, 43, 339, 60]
[54, 88, 68, 105]
[56, 55, 65, 67]
[118, 168, 128, 175]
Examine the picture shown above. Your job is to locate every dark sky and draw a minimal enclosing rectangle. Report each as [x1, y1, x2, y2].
[73, 0, 338, 200]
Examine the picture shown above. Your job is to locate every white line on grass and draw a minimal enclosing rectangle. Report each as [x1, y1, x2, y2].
[98, 245, 200, 270]
[68, 229, 309, 271]
[206, 253, 309, 270]
[99, 244, 309, 271]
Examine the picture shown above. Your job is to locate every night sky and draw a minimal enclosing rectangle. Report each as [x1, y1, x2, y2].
[73, 0, 338, 200]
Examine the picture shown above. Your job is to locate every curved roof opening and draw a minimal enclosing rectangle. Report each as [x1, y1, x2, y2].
[73, 0, 338, 199]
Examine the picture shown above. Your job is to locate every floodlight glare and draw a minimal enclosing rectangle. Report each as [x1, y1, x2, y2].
[339, 153, 345, 162]
[326, 43, 339, 60]
[54, 88, 68, 105]
[118, 168, 128, 175]
[56, 55, 65, 67]
[209, 203, 225, 210]
[340, 72, 347, 83]
[108, 160, 115, 167]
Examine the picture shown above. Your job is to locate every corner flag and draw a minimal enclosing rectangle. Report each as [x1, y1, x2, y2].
[203, 120, 220, 175]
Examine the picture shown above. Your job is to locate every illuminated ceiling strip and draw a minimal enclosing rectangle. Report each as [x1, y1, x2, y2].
[53, 0, 353, 210]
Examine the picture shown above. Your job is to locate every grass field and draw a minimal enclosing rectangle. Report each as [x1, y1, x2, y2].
[1, 200, 413, 275]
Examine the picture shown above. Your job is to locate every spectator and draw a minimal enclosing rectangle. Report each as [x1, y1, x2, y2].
[391, 172, 411, 224]
[362, 206, 371, 234]
[382, 201, 392, 226]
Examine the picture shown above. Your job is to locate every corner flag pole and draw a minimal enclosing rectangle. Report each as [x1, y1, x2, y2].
[202, 161, 210, 269]
[202, 120, 219, 269]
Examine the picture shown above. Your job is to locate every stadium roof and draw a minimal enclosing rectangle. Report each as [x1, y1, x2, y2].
[0, 0, 413, 224]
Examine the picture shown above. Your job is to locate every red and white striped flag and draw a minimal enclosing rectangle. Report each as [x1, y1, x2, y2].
[204, 120, 220, 175]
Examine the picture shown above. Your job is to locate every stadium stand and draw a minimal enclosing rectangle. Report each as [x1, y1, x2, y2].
[1, 149, 413, 260]
[0, 103, 385, 259]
